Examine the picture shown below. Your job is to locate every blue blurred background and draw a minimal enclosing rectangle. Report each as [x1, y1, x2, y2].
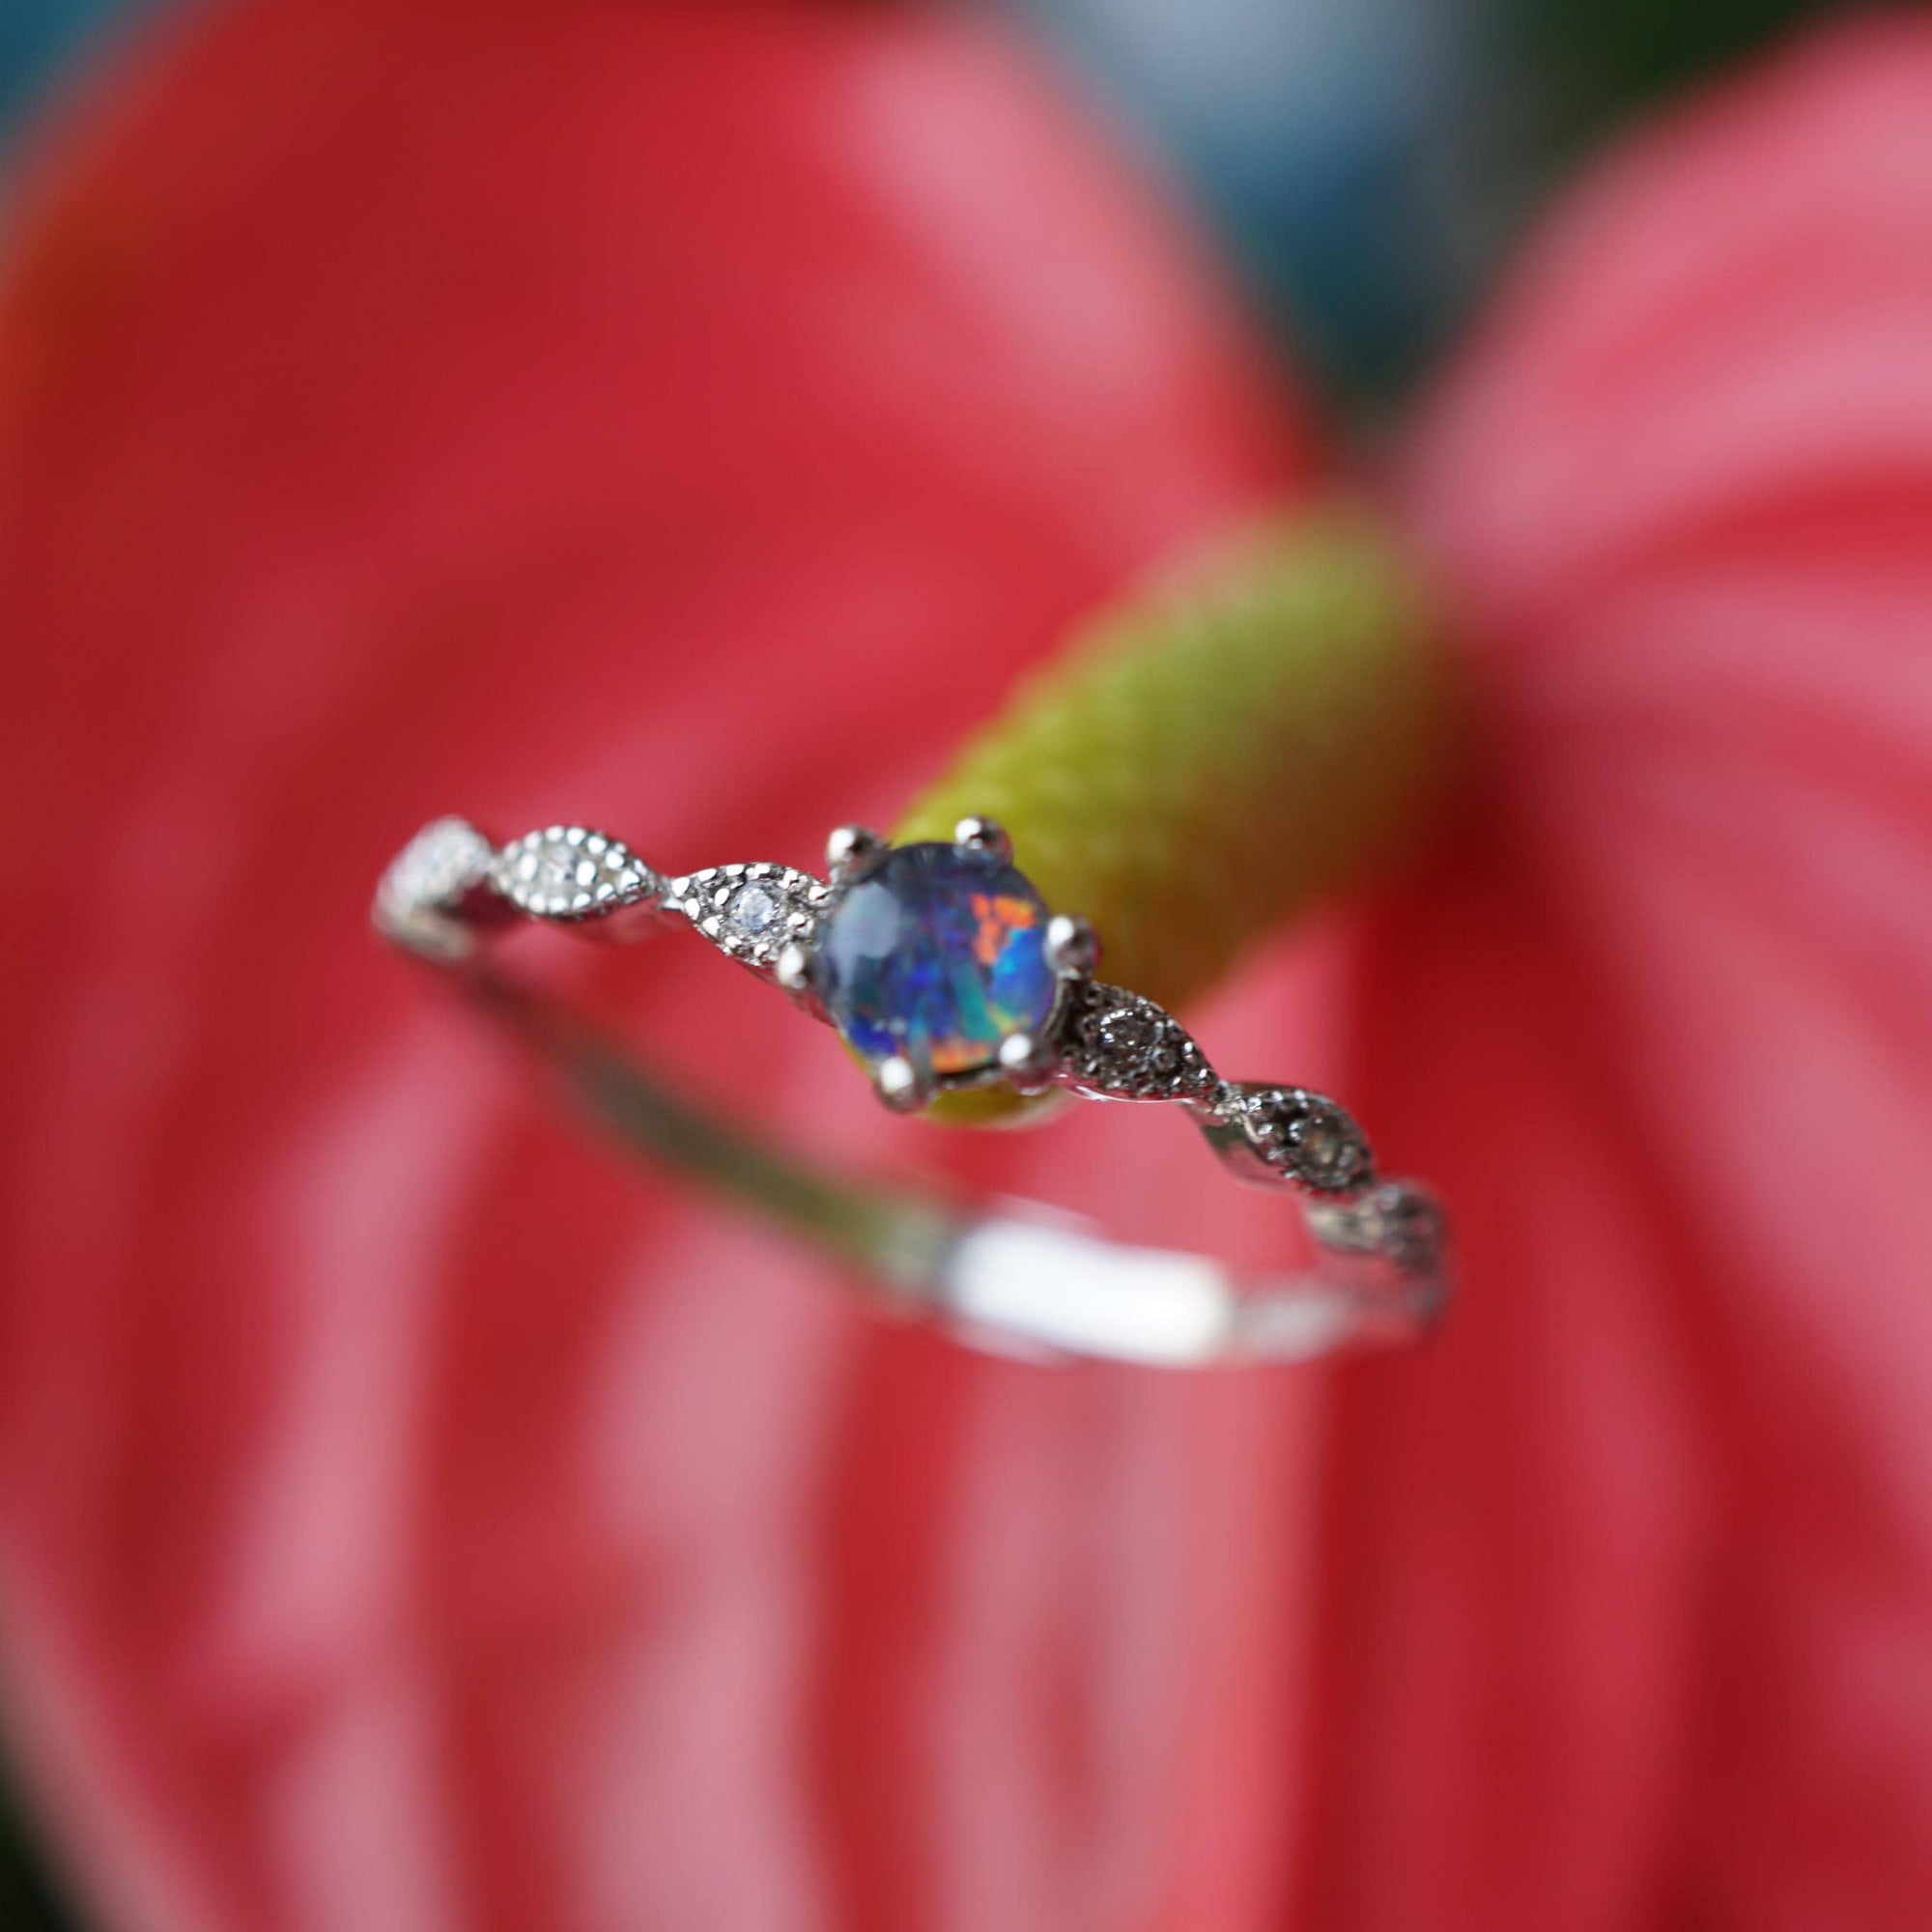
[1014, 0, 1855, 397]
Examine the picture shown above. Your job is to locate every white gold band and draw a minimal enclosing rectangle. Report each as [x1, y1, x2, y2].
[376, 814, 1450, 1368]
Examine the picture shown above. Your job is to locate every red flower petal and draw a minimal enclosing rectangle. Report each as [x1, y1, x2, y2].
[0, 7, 1311, 1931]
[1303, 19, 1932, 1927]
[13, 4, 1930, 1929]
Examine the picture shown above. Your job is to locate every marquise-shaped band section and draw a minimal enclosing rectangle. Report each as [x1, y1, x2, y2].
[494, 826, 662, 921]
[1208, 1081, 1376, 1195]
[374, 816, 497, 957]
[1054, 980, 1219, 1103]
[377, 816, 494, 925]
[668, 863, 828, 976]
[1306, 1179, 1445, 1276]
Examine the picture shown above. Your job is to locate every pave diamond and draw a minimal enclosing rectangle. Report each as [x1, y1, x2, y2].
[725, 881, 780, 936]
[1306, 1180, 1443, 1273]
[1238, 1087, 1372, 1193]
[534, 843, 588, 896]
[494, 827, 659, 921]
[1058, 980, 1217, 1102]
[375, 816, 493, 929]
[374, 817, 497, 955]
[1095, 1009, 1156, 1059]
[673, 863, 826, 976]
[817, 842, 1057, 1080]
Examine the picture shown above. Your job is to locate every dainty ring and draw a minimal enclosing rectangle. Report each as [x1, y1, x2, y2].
[375, 813, 1450, 1367]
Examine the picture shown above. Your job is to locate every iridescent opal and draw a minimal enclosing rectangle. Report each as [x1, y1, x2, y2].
[818, 842, 1059, 1078]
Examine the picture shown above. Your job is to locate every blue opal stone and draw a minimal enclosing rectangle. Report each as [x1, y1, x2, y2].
[818, 842, 1059, 1078]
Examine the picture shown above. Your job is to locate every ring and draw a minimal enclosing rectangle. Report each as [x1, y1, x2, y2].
[375, 812, 1450, 1367]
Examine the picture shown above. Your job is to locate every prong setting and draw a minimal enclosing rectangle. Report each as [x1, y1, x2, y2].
[1044, 913, 1100, 978]
[826, 824, 884, 882]
[873, 1055, 930, 1113]
[997, 1031, 1058, 1094]
[952, 816, 1013, 863]
[377, 811, 1449, 1353]
[775, 942, 818, 994]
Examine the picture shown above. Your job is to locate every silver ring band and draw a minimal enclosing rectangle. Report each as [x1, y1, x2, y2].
[375, 814, 1450, 1368]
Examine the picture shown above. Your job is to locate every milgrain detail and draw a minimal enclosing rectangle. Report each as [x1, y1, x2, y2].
[374, 813, 1450, 1365]
[1053, 979, 1218, 1105]
[492, 826, 659, 921]
[665, 863, 828, 979]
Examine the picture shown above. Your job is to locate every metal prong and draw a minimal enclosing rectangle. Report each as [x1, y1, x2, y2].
[997, 1031, 1058, 1094]
[825, 824, 884, 881]
[776, 942, 817, 994]
[1044, 913, 1100, 978]
[874, 1054, 929, 1113]
[953, 816, 1013, 863]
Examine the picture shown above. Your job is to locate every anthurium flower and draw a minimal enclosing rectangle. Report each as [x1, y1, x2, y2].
[1315, 24, 1932, 1925]
[0, 8, 1927, 1932]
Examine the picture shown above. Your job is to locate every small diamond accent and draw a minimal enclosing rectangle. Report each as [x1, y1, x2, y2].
[677, 864, 827, 975]
[1094, 1008, 1156, 1061]
[1238, 1087, 1372, 1193]
[1058, 981, 1217, 1102]
[494, 827, 660, 921]
[725, 882, 780, 936]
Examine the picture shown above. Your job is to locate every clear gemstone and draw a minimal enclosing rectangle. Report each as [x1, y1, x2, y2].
[726, 882, 780, 935]
[1094, 1009, 1156, 1061]
[1244, 1089, 1370, 1191]
[533, 843, 582, 895]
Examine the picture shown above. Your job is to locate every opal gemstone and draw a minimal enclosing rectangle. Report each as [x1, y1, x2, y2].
[818, 842, 1059, 1078]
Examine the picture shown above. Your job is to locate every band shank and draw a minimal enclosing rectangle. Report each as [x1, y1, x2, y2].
[381, 818, 1449, 1369]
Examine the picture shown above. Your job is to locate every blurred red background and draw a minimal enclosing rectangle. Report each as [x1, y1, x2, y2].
[2, 4, 1931, 1930]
